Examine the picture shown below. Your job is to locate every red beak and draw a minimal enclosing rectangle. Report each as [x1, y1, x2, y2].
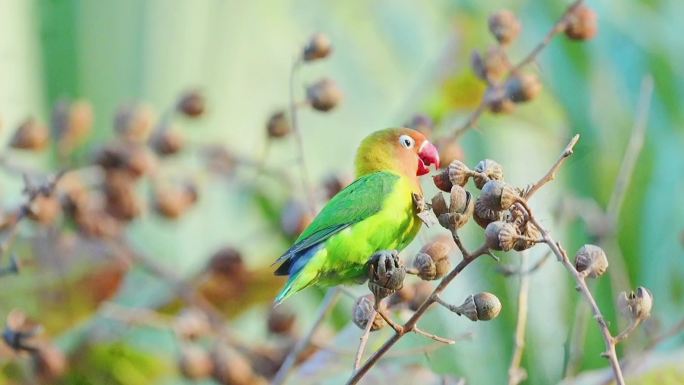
[417, 141, 440, 176]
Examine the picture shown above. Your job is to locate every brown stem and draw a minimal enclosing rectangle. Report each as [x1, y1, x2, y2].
[524, 134, 580, 199]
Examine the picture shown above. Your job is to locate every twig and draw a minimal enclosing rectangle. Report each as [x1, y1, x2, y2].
[614, 319, 642, 344]
[346, 243, 490, 385]
[606, 75, 653, 221]
[353, 308, 376, 370]
[508, 253, 530, 385]
[272, 288, 341, 385]
[451, 1, 584, 139]
[289, 58, 316, 214]
[524, 134, 580, 199]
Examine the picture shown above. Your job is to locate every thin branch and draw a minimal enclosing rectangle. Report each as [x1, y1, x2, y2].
[508, 254, 530, 385]
[353, 308, 376, 371]
[346, 244, 490, 385]
[606, 75, 653, 220]
[614, 319, 642, 344]
[524, 134, 580, 199]
[272, 288, 341, 385]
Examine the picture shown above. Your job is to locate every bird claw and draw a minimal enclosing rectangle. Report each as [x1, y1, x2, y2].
[413, 193, 438, 227]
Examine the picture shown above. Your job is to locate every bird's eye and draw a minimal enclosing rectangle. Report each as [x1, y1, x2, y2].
[399, 135, 414, 149]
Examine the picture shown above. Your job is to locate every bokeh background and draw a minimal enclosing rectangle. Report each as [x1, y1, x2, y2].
[0, 0, 682, 384]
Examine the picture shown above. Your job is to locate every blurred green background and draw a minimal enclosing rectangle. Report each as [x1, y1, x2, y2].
[0, 0, 683, 384]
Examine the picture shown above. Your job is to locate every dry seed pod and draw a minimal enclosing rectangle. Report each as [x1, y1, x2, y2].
[473, 159, 504, 189]
[266, 111, 290, 138]
[367, 250, 405, 300]
[211, 345, 254, 385]
[414, 241, 452, 280]
[405, 114, 434, 137]
[574, 244, 609, 278]
[486, 86, 516, 114]
[114, 103, 155, 142]
[10, 118, 49, 150]
[447, 160, 471, 187]
[27, 194, 61, 225]
[506, 72, 542, 103]
[302, 32, 332, 61]
[104, 171, 141, 221]
[473, 197, 503, 229]
[481, 46, 510, 81]
[153, 182, 198, 219]
[150, 126, 184, 155]
[174, 308, 211, 340]
[480, 180, 519, 211]
[31, 344, 67, 382]
[177, 90, 206, 117]
[514, 221, 540, 251]
[484, 221, 517, 251]
[267, 306, 296, 336]
[207, 247, 246, 278]
[52, 99, 93, 150]
[565, 4, 598, 41]
[454, 292, 502, 321]
[449, 185, 470, 214]
[431, 193, 449, 218]
[179, 344, 213, 379]
[409, 281, 434, 312]
[488, 10, 521, 45]
[433, 170, 453, 193]
[617, 287, 653, 321]
[306, 78, 342, 112]
[352, 296, 385, 331]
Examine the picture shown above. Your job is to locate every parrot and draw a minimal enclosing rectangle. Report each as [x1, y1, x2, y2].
[273, 127, 440, 304]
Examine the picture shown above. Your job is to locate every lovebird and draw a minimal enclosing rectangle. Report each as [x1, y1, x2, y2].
[273, 128, 439, 304]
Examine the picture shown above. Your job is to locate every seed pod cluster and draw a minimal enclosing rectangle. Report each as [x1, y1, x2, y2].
[488, 10, 521, 45]
[617, 287, 653, 322]
[472, 47, 510, 82]
[564, 4, 598, 41]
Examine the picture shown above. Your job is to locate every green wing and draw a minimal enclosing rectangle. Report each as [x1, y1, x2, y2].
[274, 171, 399, 275]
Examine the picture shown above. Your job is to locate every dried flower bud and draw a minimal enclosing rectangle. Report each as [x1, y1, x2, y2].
[303, 32, 332, 61]
[266, 111, 290, 138]
[10, 118, 49, 150]
[267, 306, 296, 336]
[473, 197, 503, 229]
[150, 126, 184, 155]
[405, 114, 434, 137]
[514, 221, 540, 251]
[367, 250, 405, 300]
[413, 241, 451, 280]
[32, 344, 67, 381]
[95, 142, 157, 178]
[114, 103, 155, 142]
[104, 171, 141, 221]
[455, 292, 502, 321]
[488, 10, 521, 45]
[438, 187, 473, 230]
[480, 180, 519, 211]
[473, 47, 509, 82]
[564, 4, 598, 41]
[435, 160, 471, 192]
[574, 244, 609, 278]
[352, 296, 385, 331]
[52, 99, 93, 151]
[435, 138, 465, 167]
[486, 86, 516, 114]
[473, 159, 504, 189]
[506, 72, 542, 103]
[485, 221, 517, 251]
[153, 182, 198, 219]
[211, 345, 254, 385]
[306, 78, 342, 112]
[280, 200, 313, 238]
[433, 171, 453, 193]
[27, 194, 61, 225]
[409, 282, 434, 312]
[617, 287, 653, 321]
[207, 247, 246, 278]
[431, 193, 449, 217]
[174, 308, 211, 340]
[179, 344, 213, 379]
[177, 90, 206, 117]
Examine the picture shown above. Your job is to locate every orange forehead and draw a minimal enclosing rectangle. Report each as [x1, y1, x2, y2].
[383, 127, 427, 150]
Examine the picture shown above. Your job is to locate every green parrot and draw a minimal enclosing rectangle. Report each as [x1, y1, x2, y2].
[273, 128, 440, 304]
